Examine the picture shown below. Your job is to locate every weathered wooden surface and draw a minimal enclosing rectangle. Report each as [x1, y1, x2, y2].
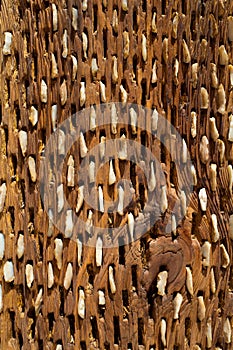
[1, 0, 233, 349]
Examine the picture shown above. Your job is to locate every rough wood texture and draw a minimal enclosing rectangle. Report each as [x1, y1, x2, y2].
[1, 0, 233, 349]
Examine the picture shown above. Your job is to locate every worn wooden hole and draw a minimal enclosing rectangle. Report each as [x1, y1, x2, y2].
[133, 7, 138, 32]
[27, 307, 36, 338]
[91, 316, 99, 340]
[182, 0, 186, 14]
[185, 317, 191, 345]
[122, 290, 129, 310]
[10, 154, 17, 179]
[118, 237, 125, 265]
[200, 1, 206, 17]
[132, 265, 138, 292]
[133, 54, 138, 82]
[190, 11, 197, 40]
[9, 310, 16, 338]
[160, 135, 167, 163]
[80, 341, 87, 350]
[68, 314, 75, 339]
[18, 330, 23, 348]
[93, 5, 98, 32]
[161, 84, 167, 112]
[87, 264, 95, 287]
[141, 79, 147, 105]
[103, 27, 108, 59]
[130, 160, 136, 188]
[162, 0, 166, 15]
[142, 0, 147, 12]
[104, 341, 110, 349]
[8, 206, 15, 231]
[59, 286, 65, 316]
[140, 131, 148, 157]
[48, 312, 54, 333]
[113, 316, 120, 344]
[138, 317, 144, 345]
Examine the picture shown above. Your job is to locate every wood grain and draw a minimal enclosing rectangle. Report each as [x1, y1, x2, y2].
[1, 0, 233, 349]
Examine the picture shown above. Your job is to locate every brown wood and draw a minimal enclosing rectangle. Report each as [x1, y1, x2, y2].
[1, 0, 233, 349]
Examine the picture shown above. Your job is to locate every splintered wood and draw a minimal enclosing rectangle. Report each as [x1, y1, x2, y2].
[1, 0, 233, 349]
